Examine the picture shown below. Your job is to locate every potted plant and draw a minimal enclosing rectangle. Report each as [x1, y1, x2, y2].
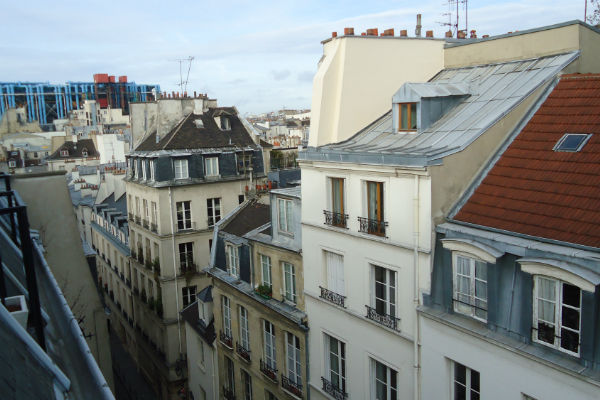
[152, 257, 161, 274]
[255, 284, 272, 299]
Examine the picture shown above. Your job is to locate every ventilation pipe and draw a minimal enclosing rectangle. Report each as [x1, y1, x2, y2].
[415, 14, 422, 37]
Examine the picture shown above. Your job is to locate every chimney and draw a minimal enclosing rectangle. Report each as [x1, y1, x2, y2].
[332, 31, 337, 38]
[400, 29, 407, 37]
[194, 91, 197, 98]
[415, 14, 422, 37]
[426, 30, 433, 38]
[163, 91, 167, 98]
[382, 28, 394, 36]
[470, 30, 477, 38]
[457, 30, 466, 39]
[184, 91, 187, 97]
[482, 34, 490, 38]
[445, 30, 453, 38]
[344, 27, 354, 35]
[361, 32, 366, 36]
[366, 28, 378, 36]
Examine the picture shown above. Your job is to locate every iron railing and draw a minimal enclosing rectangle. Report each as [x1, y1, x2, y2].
[281, 375, 303, 398]
[323, 210, 348, 228]
[236, 342, 251, 362]
[357, 216, 388, 237]
[365, 305, 400, 331]
[321, 377, 347, 400]
[260, 359, 278, 382]
[220, 330, 233, 349]
[319, 286, 346, 308]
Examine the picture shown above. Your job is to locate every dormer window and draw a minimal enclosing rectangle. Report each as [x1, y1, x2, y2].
[174, 158, 189, 180]
[82, 148, 88, 157]
[398, 103, 417, 131]
[60, 149, 69, 157]
[220, 116, 231, 130]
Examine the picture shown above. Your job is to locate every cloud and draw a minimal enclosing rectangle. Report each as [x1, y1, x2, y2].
[297, 71, 314, 83]
[271, 69, 291, 81]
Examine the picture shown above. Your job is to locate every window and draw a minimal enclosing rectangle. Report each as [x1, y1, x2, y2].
[205, 157, 219, 177]
[326, 251, 345, 296]
[179, 242, 194, 272]
[238, 194, 245, 204]
[239, 306, 250, 350]
[452, 361, 480, 400]
[264, 320, 276, 369]
[363, 181, 385, 236]
[135, 197, 140, 216]
[371, 359, 398, 400]
[242, 369, 252, 400]
[324, 334, 346, 394]
[265, 390, 277, 400]
[142, 160, 147, 180]
[176, 201, 192, 230]
[174, 158, 188, 180]
[260, 255, 272, 287]
[60, 149, 69, 157]
[278, 198, 293, 233]
[283, 262, 296, 303]
[533, 276, 581, 355]
[149, 159, 155, 181]
[453, 255, 488, 321]
[207, 198, 221, 227]
[135, 160, 140, 179]
[151, 201, 157, 223]
[143, 199, 149, 221]
[398, 102, 417, 131]
[225, 356, 235, 393]
[221, 116, 231, 130]
[82, 150, 89, 157]
[372, 265, 396, 318]
[182, 286, 196, 308]
[286, 333, 302, 386]
[8, 160, 16, 168]
[226, 244, 239, 277]
[329, 177, 346, 227]
[222, 296, 232, 337]
[554, 133, 591, 152]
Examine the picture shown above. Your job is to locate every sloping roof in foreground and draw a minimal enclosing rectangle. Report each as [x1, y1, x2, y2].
[454, 74, 600, 248]
[221, 201, 270, 236]
[301, 51, 578, 166]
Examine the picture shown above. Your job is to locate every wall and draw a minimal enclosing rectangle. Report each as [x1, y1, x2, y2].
[309, 36, 445, 147]
[185, 323, 216, 400]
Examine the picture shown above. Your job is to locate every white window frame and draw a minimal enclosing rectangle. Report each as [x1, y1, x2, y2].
[260, 254, 271, 287]
[277, 198, 293, 233]
[371, 264, 397, 318]
[451, 361, 480, 400]
[60, 149, 69, 157]
[142, 160, 147, 180]
[532, 276, 581, 356]
[205, 157, 219, 177]
[207, 197, 221, 227]
[282, 262, 296, 303]
[222, 296, 232, 338]
[174, 158, 189, 180]
[370, 358, 398, 400]
[452, 253, 488, 322]
[324, 333, 346, 393]
[239, 306, 250, 351]
[149, 159, 155, 181]
[226, 244, 240, 277]
[286, 332, 302, 386]
[176, 201, 192, 230]
[182, 285, 196, 308]
[143, 199, 149, 221]
[325, 250, 345, 296]
[264, 320, 276, 369]
[8, 160, 16, 168]
[151, 201, 157, 224]
[225, 355, 235, 393]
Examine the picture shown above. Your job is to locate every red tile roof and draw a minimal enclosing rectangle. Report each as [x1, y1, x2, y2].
[454, 74, 600, 248]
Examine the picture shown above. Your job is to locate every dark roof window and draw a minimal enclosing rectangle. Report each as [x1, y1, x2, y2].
[554, 133, 592, 152]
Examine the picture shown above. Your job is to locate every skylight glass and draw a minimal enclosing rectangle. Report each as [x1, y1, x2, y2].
[554, 133, 592, 152]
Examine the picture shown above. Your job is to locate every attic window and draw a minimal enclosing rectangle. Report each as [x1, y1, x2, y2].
[554, 133, 591, 152]
[60, 149, 69, 157]
[398, 103, 417, 131]
[82, 148, 88, 157]
[220, 116, 231, 130]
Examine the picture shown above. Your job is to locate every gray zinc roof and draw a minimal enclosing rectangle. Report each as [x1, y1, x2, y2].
[300, 51, 579, 167]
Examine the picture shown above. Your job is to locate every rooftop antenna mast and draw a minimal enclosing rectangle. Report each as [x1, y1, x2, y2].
[440, 0, 468, 38]
[173, 56, 194, 94]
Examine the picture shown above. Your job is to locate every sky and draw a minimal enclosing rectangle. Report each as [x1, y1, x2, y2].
[0, 0, 590, 114]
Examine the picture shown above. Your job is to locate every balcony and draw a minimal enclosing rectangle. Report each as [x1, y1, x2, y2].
[323, 210, 348, 229]
[281, 375, 303, 398]
[357, 217, 388, 237]
[321, 287, 347, 308]
[321, 377, 347, 400]
[365, 305, 400, 331]
[150, 222, 157, 233]
[236, 341, 251, 363]
[260, 359, 278, 383]
[134, 215, 141, 225]
[219, 330, 233, 349]
[128, 212, 133, 221]
[142, 219, 149, 229]
[223, 387, 235, 400]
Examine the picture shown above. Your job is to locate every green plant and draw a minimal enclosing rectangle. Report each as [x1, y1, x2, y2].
[156, 296, 163, 318]
[152, 258, 161, 274]
[256, 284, 272, 298]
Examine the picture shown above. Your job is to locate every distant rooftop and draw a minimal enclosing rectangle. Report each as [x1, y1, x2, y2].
[271, 186, 301, 199]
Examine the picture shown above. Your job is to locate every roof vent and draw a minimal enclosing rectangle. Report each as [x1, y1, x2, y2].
[194, 119, 204, 128]
[554, 133, 592, 152]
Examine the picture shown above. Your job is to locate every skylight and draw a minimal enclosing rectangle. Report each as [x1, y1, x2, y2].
[554, 133, 592, 152]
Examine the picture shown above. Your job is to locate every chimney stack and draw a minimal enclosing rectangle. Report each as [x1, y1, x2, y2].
[482, 34, 490, 38]
[400, 29, 407, 37]
[445, 30, 453, 38]
[470, 30, 477, 38]
[344, 27, 354, 35]
[194, 91, 197, 98]
[332, 31, 337, 38]
[382, 28, 394, 36]
[426, 30, 433, 38]
[457, 30, 466, 39]
[415, 14, 422, 37]
[366, 28, 378, 36]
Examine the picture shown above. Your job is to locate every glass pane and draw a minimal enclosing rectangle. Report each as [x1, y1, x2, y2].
[475, 261, 486, 280]
[454, 363, 466, 384]
[410, 103, 417, 130]
[454, 383, 466, 400]
[401, 104, 408, 130]
[562, 283, 580, 307]
[562, 306, 580, 330]
[471, 370, 479, 391]
[538, 299, 555, 323]
[537, 322, 555, 344]
[561, 328, 579, 353]
[475, 280, 487, 301]
[537, 277, 555, 301]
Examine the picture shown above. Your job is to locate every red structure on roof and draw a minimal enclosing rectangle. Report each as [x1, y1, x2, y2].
[454, 73, 600, 248]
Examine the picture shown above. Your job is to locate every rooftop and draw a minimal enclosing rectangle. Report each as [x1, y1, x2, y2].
[453, 73, 600, 249]
[221, 201, 270, 237]
[48, 138, 98, 160]
[300, 51, 578, 167]
[270, 186, 301, 199]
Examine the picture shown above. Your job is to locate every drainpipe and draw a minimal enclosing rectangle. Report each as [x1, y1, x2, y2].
[413, 175, 421, 400]
[168, 187, 183, 355]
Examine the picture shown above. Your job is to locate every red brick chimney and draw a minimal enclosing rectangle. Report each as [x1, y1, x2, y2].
[400, 29, 407, 37]
[332, 32, 337, 38]
[426, 30, 433, 38]
[344, 27, 354, 35]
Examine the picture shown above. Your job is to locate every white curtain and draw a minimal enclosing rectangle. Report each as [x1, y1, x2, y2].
[327, 251, 345, 295]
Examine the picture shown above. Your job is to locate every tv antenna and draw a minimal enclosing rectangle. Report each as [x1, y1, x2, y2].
[438, 0, 469, 38]
[173, 56, 194, 94]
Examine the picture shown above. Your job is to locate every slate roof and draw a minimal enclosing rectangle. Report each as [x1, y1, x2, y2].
[454, 74, 600, 248]
[48, 139, 98, 160]
[221, 202, 270, 236]
[180, 301, 216, 344]
[135, 107, 258, 152]
[301, 52, 579, 166]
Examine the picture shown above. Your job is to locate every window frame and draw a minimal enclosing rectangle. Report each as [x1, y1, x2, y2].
[397, 102, 417, 132]
[179, 242, 194, 271]
[370, 358, 398, 400]
[176, 201, 192, 230]
[226, 244, 240, 278]
[452, 253, 488, 322]
[207, 197, 221, 227]
[532, 276, 582, 357]
[260, 254, 272, 287]
[205, 157, 219, 177]
[330, 177, 345, 215]
[149, 159, 155, 181]
[277, 198, 293, 234]
[182, 285, 196, 308]
[222, 296, 232, 338]
[286, 332, 302, 386]
[239, 306, 250, 351]
[263, 320, 276, 370]
[174, 158, 189, 180]
[324, 333, 346, 394]
[241, 368, 253, 400]
[371, 264, 397, 318]
[282, 262, 296, 303]
[451, 361, 480, 400]
[142, 160, 147, 180]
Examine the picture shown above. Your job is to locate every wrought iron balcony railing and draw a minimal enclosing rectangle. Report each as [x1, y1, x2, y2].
[365, 305, 400, 331]
[236, 341, 251, 362]
[281, 375, 303, 398]
[357, 217, 388, 237]
[150, 222, 157, 233]
[134, 215, 141, 225]
[219, 330, 233, 349]
[319, 286, 346, 308]
[323, 210, 348, 229]
[321, 377, 347, 400]
[128, 212, 134, 221]
[142, 219, 149, 229]
[260, 359, 278, 382]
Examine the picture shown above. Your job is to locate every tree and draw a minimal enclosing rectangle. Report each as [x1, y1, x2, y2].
[588, 0, 600, 25]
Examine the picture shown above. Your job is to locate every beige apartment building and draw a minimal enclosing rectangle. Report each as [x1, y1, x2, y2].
[207, 187, 307, 400]
[123, 97, 267, 399]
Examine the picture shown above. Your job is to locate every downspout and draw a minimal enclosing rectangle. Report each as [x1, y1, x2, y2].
[212, 342, 219, 400]
[413, 175, 421, 400]
[304, 328, 310, 400]
[169, 187, 183, 355]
